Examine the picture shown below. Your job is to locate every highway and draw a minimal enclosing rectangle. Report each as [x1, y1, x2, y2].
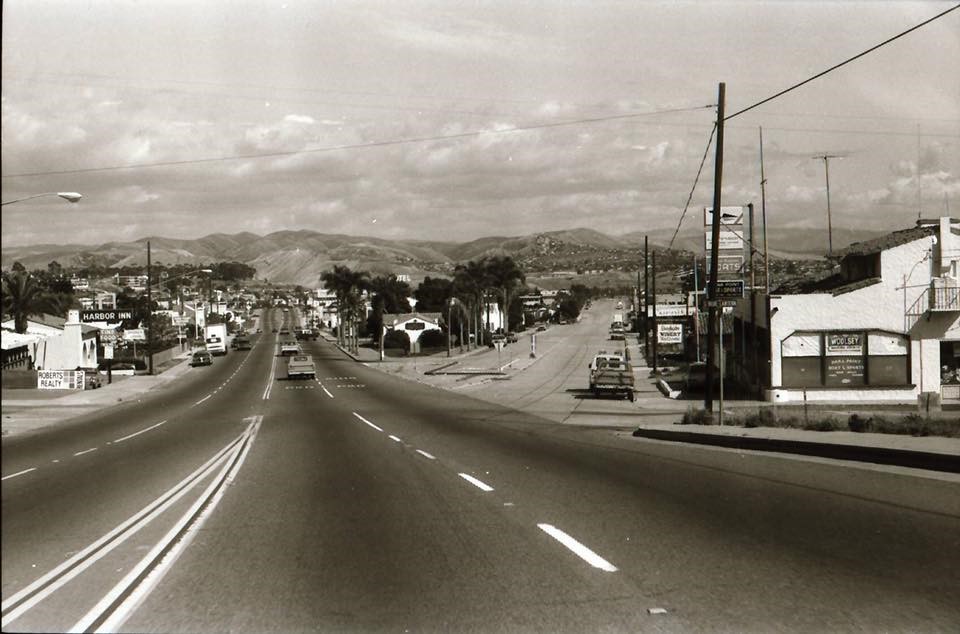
[3, 308, 959, 632]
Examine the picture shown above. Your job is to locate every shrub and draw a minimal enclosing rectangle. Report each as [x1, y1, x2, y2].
[680, 408, 715, 425]
[742, 408, 777, 428]
[848, 414, 873, 433]
[802, 418, 843, 432]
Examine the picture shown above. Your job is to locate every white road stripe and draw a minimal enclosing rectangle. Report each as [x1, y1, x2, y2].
[1, 468, 37, 481]
[194, 395, 212, 406]
[113, 421, 167, 444]
[74, 448, 98, 457]
[78, 417, 263, 634]
[388, 435, 402, 443]
[1, 434, 244, 626]
[458, 473, 494, 492]
[352, 412, 382, 432]
[415, 449, 436, 460]
[321, 386, 334, 398]
[537, 524, 618, 572]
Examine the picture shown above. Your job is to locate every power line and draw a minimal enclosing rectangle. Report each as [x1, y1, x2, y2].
[669, 123, 717, 250]
[2, 105, 713, 179]
[725, 3, 960, 121]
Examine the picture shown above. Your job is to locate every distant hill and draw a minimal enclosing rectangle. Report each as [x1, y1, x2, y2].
[1, 225, 888, 285]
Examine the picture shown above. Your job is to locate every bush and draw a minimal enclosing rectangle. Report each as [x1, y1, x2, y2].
[742, 408, 777, 428]
[848, 414, 873, 433]
[680, 408, 715, 425]
[802, 418, 843, 432]
[419, 329, 446, 349]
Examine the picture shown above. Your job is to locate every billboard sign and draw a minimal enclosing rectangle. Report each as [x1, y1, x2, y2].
[658, 323, 683, 344]
[704, 206, 745, 226]
[705, 230, 744, 251]
[714, 280, 744, 300]
[826, 332, 863, 355]
[80, 309, 133, 323]
[38, 370, 84, 390]
[125, 328, 147, 341]
[716, 255, 744, 277]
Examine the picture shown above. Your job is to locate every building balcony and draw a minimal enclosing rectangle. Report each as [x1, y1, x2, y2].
[930, 277, 960, 312]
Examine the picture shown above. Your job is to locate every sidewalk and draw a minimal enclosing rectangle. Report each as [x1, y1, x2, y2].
[2, 351, 194, 438]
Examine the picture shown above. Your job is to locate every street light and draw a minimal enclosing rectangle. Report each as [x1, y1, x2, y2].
[1, 192, 82, 206]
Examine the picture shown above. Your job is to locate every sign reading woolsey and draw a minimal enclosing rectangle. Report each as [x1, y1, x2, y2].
[81, 309, 133, 323]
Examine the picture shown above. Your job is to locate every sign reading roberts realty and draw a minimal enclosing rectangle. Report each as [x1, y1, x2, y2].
[38, 370, 84, 390]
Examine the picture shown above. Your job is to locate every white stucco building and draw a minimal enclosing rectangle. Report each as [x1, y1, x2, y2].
[732, 217, 959, 404]
[1, 310, 100, 371]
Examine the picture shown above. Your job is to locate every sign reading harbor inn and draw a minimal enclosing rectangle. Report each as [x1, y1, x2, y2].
[80, 310, 133, 323]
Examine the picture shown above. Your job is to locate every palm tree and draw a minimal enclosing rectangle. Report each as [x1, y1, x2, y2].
[454, 260, 488, 348]
[320, 265, 369, 351]
[1, 271, 60, 333]
[483, 255, 525, 334]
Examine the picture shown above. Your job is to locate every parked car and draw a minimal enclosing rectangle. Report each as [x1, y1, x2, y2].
[536, 325, 547, 332]
[232, 335, 252, 351]
[190, 351, 213, 367]
[77, 367, 101, 389]
[505, 332, 519, 343]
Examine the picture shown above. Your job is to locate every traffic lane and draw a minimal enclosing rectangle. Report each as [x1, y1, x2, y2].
[2, 340, 275, 600]
[124, 374, 677, 633]
[324, 361, 960, 630]
[0, 335, 264, 473]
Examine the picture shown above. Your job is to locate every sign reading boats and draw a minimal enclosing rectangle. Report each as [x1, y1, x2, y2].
[80, 310, 134, 323]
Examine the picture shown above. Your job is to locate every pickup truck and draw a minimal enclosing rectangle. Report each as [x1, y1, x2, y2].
[279, 339, 301, 356]
[588, 352, 635, 401]
[286, 354, 316, 380]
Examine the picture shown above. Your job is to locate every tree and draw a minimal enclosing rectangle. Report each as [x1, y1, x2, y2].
[367, 275, 412, 338]
[483, 255, 525, 333]
[1, 271, 60, 333]
[320, 265, 369, 352]
[414, 276, 453, 311]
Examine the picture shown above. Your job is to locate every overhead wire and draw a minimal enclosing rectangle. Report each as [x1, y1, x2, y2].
[1, 104, 713, 179]
[668, 123, 717, 250]
[725, 3, 960, 121]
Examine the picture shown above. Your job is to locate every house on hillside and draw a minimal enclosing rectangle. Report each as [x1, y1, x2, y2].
[730, 217, 959, 405]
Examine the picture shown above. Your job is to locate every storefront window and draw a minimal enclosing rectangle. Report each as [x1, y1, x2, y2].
[781, 330, 909, 388]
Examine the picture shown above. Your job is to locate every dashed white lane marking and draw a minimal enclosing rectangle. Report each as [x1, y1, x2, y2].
[321, 386, 334, 398]
[1, 468, 37, 481]
[194, 395, 212, 406]
[352, 412, 383, 432]
[537, 524, 617, 572]
[458, 473, 494, 492]
[73, 448, 98, 457]
[415, 449, 436, 460]
[113, 420, 168, 444]
[388, 435, 402, 443]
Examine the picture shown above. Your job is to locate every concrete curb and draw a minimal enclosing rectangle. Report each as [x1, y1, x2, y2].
[632, 427, 960, 473]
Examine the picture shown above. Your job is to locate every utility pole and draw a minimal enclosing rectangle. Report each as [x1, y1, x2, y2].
[146, 241, 153, 375]
[760, 127, 770, 293]
[643, 236, 649, 362]
[813, 153, 843, 258]
[651, 250, 658, 372]
[705, 82, 726, 413]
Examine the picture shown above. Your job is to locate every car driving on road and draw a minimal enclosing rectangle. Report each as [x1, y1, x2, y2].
[190, 351, 213, 367]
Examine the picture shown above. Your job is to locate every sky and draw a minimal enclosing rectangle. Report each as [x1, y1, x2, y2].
[2, 0, 958, 249]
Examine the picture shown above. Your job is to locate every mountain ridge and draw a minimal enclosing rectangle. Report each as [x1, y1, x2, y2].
[1, 226, 886, 285]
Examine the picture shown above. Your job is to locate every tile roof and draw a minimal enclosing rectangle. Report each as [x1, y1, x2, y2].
[832, 225, 935, 258]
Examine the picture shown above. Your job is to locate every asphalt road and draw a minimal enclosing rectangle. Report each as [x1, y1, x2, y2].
[3, 308, 959, 633]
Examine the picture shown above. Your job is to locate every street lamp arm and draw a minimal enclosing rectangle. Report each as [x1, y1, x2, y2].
[1, 192, 82, 206]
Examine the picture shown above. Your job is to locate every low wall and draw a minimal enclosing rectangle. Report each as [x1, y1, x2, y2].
[1, 370, 38, 389]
